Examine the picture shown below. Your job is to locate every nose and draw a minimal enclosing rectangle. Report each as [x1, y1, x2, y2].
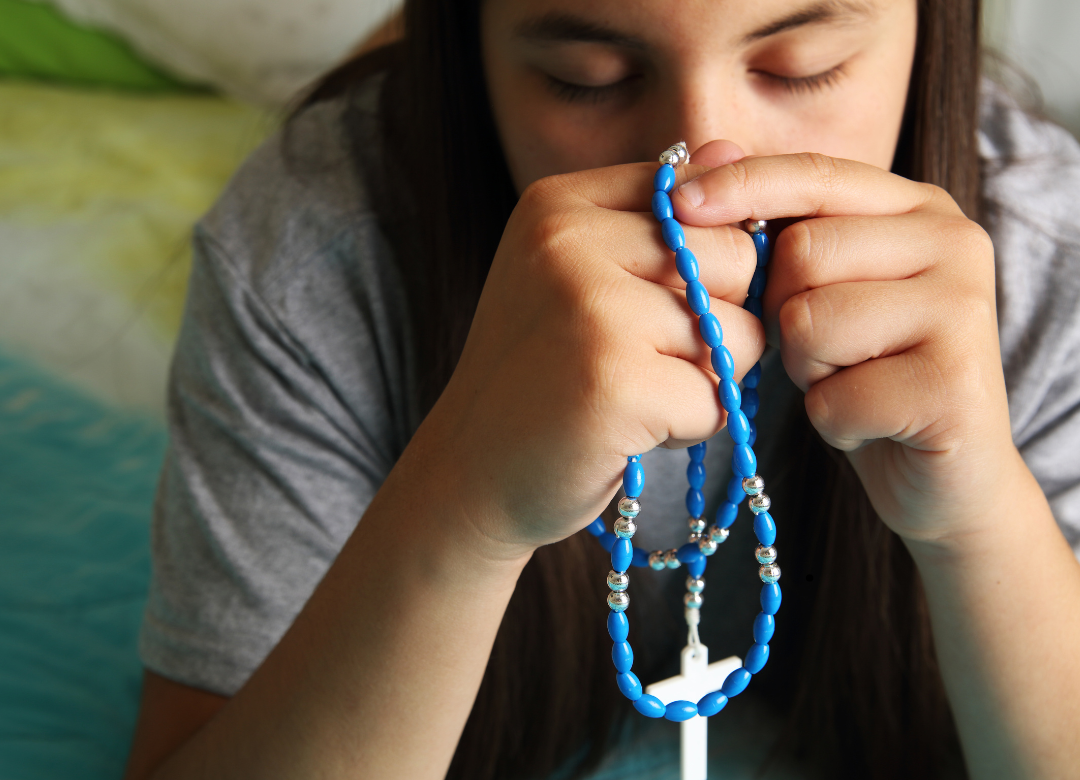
[647, 69, 749, 162]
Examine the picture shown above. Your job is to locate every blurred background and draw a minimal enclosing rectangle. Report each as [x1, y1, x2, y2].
[0, 1, 1076, 777]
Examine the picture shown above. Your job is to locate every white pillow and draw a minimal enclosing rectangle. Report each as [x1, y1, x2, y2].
[39, 0, 400, 105]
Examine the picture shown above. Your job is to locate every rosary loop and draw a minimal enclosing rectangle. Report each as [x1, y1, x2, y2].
[586, 142, 782, 722]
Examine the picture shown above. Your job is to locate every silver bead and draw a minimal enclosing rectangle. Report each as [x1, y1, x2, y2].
[607, 590, 630, 612]
[749, 493, 772, 514]
[684, 591, 704, 609]
[614, 517, 637, 539]
[687, 532, 703, 544]
[698, 537, 718, 556]
[648, 550, 666, 571]
[659, 148, 680, 167]
[618, 496, 641, 518]
[747, 219, 767, 234]
[742, 474, 765, 496]
[664, 549, 681, 569]
[708, 524, 730, 544]
[674, 142, 689, 165]
[755, 545, 777, 565]
[759, 563, 781, 584]
[688, 516, 706, 534]
[607, 570, 630, 592]
[686, 576, 705, 594]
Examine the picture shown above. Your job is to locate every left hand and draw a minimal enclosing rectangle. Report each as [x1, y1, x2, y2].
[673, 146, 1016, 547]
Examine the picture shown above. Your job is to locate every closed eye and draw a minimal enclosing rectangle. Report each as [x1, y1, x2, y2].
[545, 74, 643, 104]
[756, 63, 846, 95]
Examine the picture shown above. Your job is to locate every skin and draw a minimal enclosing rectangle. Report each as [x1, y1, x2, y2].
[124, 0, 1080, 778]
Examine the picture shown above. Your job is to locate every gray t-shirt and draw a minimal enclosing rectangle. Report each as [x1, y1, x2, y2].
[139, 78, 1080, 713]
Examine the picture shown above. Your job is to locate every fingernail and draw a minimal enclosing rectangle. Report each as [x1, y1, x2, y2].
[679, 179, 704, 208]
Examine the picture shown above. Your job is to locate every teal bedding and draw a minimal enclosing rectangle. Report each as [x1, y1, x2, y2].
[0, 349, 163, 779]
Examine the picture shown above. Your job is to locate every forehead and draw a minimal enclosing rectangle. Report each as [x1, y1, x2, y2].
[497, 0, 886, 48]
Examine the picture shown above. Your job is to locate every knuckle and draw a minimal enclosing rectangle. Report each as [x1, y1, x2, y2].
[775, 220, 829, 286]
[797, 152, 842, 196]
[779, 291, 820, 355]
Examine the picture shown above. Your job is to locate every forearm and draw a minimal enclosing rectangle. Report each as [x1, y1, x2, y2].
[907, 450, 1080, 779]
[151, 417, 533, 780]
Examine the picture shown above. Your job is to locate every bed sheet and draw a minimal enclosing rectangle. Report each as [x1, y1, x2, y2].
[0, 79, 267, 778]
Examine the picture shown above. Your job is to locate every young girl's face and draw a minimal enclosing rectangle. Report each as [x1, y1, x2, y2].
[481, 0, 917, 191]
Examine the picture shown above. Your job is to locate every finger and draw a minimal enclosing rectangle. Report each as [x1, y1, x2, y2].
[600, 214, 757, 307]
[763, 212, 983, 323]
[624, 277, 766, 381]
[689, 140, 746, 168]
[778, 278, 939, 391]
[540, 161, 711, 214]
[671, 153, 961, 227]
[638, 356, 727, 448]
[804, 349, 957, 453]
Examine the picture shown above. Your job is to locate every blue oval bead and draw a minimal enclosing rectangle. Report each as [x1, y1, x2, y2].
[686, 461, 706, 489]
[686, 280, 710, 315]
[607, 610, 629, 642]
[634, 693, 666, 718]
[719, 379, 742, 412]
[612, 641, 634, 673]
[710, 345, 735, 380]
[744, 297, 763, 320]
[761, 583, 782, 615]
[732, 444, 757, 478]
[623, 461, 644, 498]
[661, 218, 686, 251]
[727, 410, 750, 444]
[654, 164, 675, 194]
[665, 701, 698, 722]
[726, 475, 746, 505]
[611, 538, 633, 572]
[617, 671, 643, 701]
[697, 691, 729, 717]
[675, 247, 699, 282]
[748, 267, 767, 298]
[720, 668, 752, 698]
[677, 542, 704, 565]
[587, 518, 605, 536]
[631, 547, 650, 568]
[715, 500, 738, 529]
[687, 441, 707, 462]
[698, 313, 723, 348]
[651, 190, 673, 221]
[748, 420, 757, 447]
[744, 363, 762, 389]
[753, 511, 776, 546]
[685, 488, 705, 518]
[742, 388, 760, 419]
[753, 231, 770, 267]
[598, 531, 618, 552]
[687, 555, 706, 578]
[753, 612, 775, 644]
[744, 643, 770, 674]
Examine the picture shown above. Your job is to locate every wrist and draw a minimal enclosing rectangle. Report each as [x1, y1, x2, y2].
[902, 448, 1057, 571]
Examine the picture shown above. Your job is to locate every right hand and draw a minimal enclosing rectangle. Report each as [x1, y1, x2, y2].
[417, 155, 766, 556]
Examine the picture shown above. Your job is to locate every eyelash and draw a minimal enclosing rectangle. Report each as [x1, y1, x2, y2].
[761, 64, 846, 95]
[546, 63, 847, 104]
[545, 75, 640, 105]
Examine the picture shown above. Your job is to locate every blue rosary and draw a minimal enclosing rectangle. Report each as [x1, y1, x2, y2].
[585, 143, 781, 724]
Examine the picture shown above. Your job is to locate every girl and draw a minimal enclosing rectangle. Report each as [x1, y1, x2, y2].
[122, 0, 1080, 778]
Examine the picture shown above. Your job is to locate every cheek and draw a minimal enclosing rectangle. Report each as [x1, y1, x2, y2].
[494, 92, 650, 191]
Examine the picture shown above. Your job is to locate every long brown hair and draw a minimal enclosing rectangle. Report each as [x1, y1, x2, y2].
[304, 0, 982, 776]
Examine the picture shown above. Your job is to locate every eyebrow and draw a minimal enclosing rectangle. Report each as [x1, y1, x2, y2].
[515, 1, 879, 50]
[740, 0, 879, 45]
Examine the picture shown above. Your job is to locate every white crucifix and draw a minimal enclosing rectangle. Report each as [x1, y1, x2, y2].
[645, 642, 742, 780]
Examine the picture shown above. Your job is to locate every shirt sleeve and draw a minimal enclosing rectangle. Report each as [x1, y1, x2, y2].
[981, 90, 1080, 554]
[138, 221, 414, 695]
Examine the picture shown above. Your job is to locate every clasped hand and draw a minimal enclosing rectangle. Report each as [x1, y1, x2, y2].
[432, 140, 1013, 560]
